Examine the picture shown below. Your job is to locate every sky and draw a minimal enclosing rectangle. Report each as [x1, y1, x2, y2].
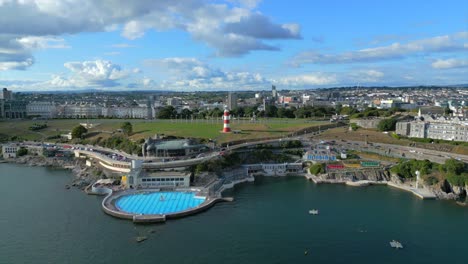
[0, 0, 467, 91]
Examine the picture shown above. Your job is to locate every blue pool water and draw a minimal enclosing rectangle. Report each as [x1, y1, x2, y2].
[115, 192, 205, 215]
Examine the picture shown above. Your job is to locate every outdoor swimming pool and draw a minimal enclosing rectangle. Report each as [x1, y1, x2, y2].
[115, 191, 206, 215]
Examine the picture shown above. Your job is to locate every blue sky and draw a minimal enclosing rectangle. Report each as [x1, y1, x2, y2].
[0, 0, 466, 91]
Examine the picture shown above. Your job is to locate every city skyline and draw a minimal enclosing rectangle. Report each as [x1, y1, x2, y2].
[0, 0, 467, 91]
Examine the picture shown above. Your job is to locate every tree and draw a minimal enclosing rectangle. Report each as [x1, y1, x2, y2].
[157, 106, 177, 119]
[121, 122, 133, 136]
[265, 105, 278, 117]
[444, 158, 465, 175]
[335, 103, 343, 114]
[17, 147, 28, 156]
[71, 125, 88, 139]
[180, 108, 193, 119]
[377, 118, 397, 131]
[444, 106, 453, 116]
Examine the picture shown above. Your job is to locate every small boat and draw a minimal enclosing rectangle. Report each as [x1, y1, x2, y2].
[136, 236, 148, 243]
[389, 240, 403, 249]
[309, 209, 319, 215]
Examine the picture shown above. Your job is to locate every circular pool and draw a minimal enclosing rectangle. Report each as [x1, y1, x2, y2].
[115, 191, 206, 215]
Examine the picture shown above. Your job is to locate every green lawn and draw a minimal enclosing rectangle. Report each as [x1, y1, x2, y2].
[0, 119, 328, 144]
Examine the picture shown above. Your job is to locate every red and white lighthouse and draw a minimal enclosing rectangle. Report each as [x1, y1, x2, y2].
[222, 108, 231, 133]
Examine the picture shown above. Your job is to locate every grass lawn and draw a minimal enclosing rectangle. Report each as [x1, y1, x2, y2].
[0, 119, 328, 144]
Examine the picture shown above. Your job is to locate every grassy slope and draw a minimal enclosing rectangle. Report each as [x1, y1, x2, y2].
[317, 127, 468, 155]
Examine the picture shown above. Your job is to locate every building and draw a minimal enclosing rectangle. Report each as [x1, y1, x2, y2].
[227, 92, 237, 110]
[244, 163, 303, 176]
[27, 101, 57, 118]
[2, 144, 18, 158]
[167, 98, 179, 106]
[1, 100, 27, 119]
[142, 137, 209, 157]
[396, 115, 468, 142]
[271, 85, 278, 100]
[0, 88, 13, 100]
[57, 104, 102, 118]
[135, 171, 191, 188]
[125, 160, 191, 188]
[303, 144, 337, 161]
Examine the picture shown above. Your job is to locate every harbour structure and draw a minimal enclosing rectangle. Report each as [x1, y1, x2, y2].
[222, 107, 231, 133]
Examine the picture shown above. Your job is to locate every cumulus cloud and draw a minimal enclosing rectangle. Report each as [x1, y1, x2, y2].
[290, 32, 468, 66]
[431, 58, 468, 69]
[145, 57, 225, 79]
[146, 57, 267, 90]
[62, 60, 129, 87]
[0, 0, 300, 69]
[122, 2, 300, 56]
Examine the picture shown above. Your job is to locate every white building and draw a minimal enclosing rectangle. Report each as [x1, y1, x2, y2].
[137, 171, 191, 188]
[2, 144, 18, 158]
[396, 115, 468, 142]
[27, 101, 57, 118]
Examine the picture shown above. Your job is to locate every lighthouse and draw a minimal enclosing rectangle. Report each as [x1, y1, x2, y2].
[222, 108, 231, 133]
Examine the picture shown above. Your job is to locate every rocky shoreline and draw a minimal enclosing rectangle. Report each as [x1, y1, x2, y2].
[309, 169, 467, 203]
[3, 155, 101, 190]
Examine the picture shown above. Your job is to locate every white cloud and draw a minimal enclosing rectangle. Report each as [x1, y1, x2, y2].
[290, 32, 468, 66]
[41, 60, 131, 88]
[0, 59, 34, 71]
[431, 58, 468, 69]
[17, 36, 70, 50]
[0, 35, 69, 71]
[275, 73, 338, 87]
[347, 70, 385, 83]
[146, 57, 268, 90]
[0, 0, 300, 69]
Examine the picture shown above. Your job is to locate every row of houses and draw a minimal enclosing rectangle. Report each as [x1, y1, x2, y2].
[396, 115, 468, 142]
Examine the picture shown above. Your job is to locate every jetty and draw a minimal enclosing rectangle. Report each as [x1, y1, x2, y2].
[387, 182, 436, 199]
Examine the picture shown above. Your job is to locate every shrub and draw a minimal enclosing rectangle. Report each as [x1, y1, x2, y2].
[309, 163, 325, 175]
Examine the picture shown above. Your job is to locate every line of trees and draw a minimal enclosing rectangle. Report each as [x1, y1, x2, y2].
[391, 158, 468, 186]
[155, 105, 337, 119]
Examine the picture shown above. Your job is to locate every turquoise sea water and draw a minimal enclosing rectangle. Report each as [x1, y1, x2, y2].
[116, 191, 205, 214]
[1, 163, 468, 264]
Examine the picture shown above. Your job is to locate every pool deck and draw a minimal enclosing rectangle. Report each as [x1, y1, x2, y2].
[101, 188, 233, 223]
